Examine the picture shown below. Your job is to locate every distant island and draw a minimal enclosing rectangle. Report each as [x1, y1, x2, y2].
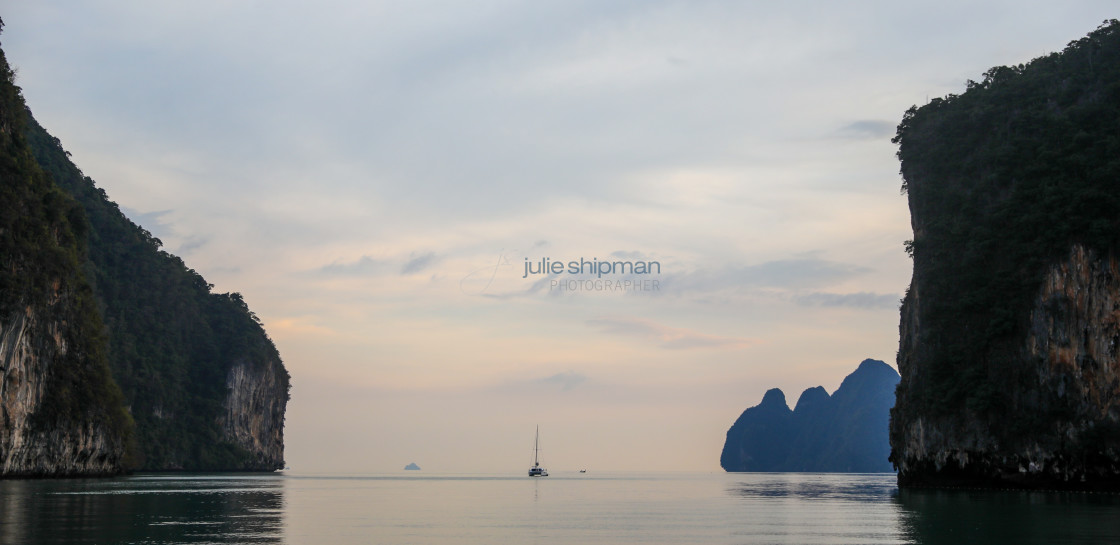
[0, 18, 289, 477]
[891, 20, 1120, 489]
[404, 463, 421, 470]
[721, 359, 899, 472]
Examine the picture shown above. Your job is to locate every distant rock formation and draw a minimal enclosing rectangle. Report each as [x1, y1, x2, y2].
[404, 463, 421, 470]
[890, 20, 1120, 489]
[720, 359, 900, 472]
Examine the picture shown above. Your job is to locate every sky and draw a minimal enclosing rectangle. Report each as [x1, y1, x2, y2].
[2, 1, 1116, 473]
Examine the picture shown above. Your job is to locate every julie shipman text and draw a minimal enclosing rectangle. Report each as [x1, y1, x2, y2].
[522, 257, 661, 278]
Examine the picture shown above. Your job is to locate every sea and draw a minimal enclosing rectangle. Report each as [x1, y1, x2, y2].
[2, 471, 1120, 544]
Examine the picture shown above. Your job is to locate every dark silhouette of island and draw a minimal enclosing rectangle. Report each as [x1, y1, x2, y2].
[720, 359, 899, 472]
[404, 463, 421, 470]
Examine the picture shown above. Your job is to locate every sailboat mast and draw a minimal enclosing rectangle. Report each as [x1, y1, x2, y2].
[527, 425, 547, 476]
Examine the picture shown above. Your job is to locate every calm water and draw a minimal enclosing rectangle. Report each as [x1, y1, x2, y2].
[2, 472, 1120, 544]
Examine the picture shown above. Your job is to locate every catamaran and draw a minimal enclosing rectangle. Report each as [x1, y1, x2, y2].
[528, 426, 548, 477]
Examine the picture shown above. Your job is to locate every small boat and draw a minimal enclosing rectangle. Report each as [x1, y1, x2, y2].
[528, 426, 548, 477]
[579, 469, 586, 473]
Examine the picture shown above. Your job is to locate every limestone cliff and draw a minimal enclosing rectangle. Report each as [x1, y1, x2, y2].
[0, 307, 128, 476]
[220, 359, 287, 469]
[25, 119, 292, 470]
[721, 388, 794, 471]
[0, 17, 288, 473]
[0, 22, 132, 476]
[891, 20, 1120, 489]
[894, 245, 1120, 488]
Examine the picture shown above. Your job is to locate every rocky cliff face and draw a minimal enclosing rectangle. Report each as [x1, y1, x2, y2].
[24, 110, 291, 471]
[0, 26, 132, 474]
[893, 245, 1120, 487]
[0, 308, 124, 476]
[721, 388, 794, 471]
[220, 360, 287, 469]
[0, 18, 288, 474]
[890, 21, 1120, 489]
[1028, 245, 1120, 413]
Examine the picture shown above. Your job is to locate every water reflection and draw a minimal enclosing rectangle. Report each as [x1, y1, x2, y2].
[725, 473, 899, 502]
[11, 472, 1120, 544]
[0, 474, 284, 544]
[724, 474, 906, 544]
[724, 473, 1120, 545]
[895, 487, 1120, 545]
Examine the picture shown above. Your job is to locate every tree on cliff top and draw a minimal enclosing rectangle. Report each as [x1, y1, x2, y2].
[893, 19, 1120, 434]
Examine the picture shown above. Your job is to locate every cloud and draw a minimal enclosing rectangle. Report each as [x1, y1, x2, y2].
[121, 207, 173, 239]
[836, 120, 896, 140]
[318, 255, 389, 276]
[793, 291, 900, 309]
[610, 250, 650, 260]
[268, 316, 338, 338]
[539, 371, 587, 391]
[587, 316, 753, 350]
[401, 252, 438, 275]
[474, 274, 554, 300]
[661, 256, 871, 294]
[740, 257, 870, 287]
[121, 206, 172, 226]
[484, 370, 592, 396]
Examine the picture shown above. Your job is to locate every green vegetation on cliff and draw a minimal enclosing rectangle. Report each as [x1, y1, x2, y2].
[25, 114, 290, 470]
[894, 20, 1120, 424]
[0, 18, 133, 464]
[0, 15, 288, 472]
[891, 20, 1120, 488]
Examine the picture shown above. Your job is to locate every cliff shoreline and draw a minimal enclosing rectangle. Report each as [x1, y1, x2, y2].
[890, 20, 1120, 490]
[0, 18, 289, 477]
